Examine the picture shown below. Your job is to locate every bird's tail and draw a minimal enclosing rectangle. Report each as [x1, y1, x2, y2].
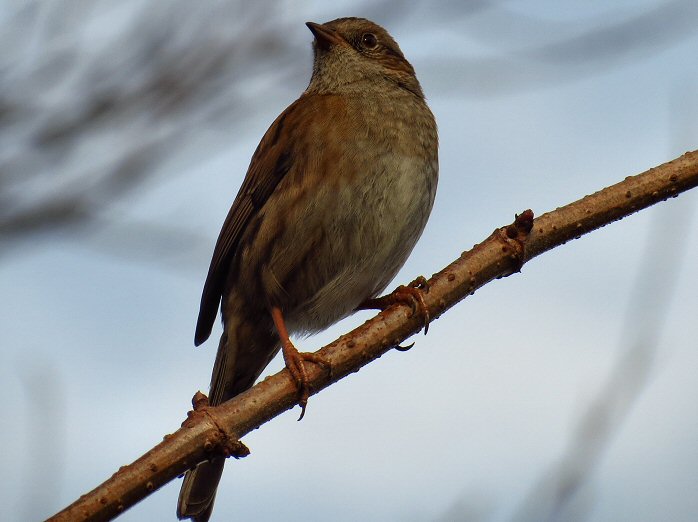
[177, 317, 279, 521]
[177, 331, 231, 521]
[177, 457, 224, 522]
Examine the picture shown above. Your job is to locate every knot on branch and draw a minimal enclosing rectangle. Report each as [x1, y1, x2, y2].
[507, 209, 534, 238]
[500, 209, 535, 272]
[182, 391, 250, 460]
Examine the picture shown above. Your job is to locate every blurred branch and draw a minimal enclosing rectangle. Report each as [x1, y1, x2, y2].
[426, 0, 698, 96]
[513, 240, 683, 522]
[512, 80, 698, 522]
[0, 0, 300, 250]
[48, 150, 698, 521]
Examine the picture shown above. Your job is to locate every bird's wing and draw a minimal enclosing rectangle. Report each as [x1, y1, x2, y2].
[194, 97, 305, 345]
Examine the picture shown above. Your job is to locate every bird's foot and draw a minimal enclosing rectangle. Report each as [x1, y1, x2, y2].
[359, 276, 431, 335]
[281, 342, 330, 420]
[272, 306, 330, 421]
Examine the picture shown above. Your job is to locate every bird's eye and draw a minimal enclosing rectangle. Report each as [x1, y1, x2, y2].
[361, 33, 378, 50]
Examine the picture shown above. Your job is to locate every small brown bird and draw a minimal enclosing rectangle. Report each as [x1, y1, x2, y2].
[177, 17, 438, 521]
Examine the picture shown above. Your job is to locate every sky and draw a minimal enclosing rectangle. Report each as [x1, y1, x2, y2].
[2, 1, 698, 521]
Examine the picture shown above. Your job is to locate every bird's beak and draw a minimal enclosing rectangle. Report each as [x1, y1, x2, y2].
[306, 22, 345, 50]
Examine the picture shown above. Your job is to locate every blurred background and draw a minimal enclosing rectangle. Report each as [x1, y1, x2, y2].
[2, 1, 697, 521]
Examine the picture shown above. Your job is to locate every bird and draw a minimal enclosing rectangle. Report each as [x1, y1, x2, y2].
[177, 17, 438, 521]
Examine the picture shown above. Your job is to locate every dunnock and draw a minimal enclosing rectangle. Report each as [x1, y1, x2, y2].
[178, 17, 438, 521]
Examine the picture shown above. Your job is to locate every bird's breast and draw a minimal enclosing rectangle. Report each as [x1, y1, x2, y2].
[233, 93, 438, 335]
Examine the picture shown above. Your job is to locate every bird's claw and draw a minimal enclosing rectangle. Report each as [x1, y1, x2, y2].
[390, 276, 431, 335]
[282, 345, 330, 421]
[393, 342, 415, 352]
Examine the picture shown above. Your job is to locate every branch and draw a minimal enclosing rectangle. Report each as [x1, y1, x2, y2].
[48, 150, 698, 521]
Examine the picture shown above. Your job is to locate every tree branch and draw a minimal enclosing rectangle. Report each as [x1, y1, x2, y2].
[48, 150, 698, 521]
